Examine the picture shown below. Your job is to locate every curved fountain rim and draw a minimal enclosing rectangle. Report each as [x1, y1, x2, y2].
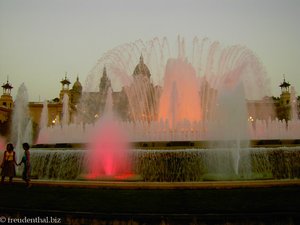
[32, 139, 300, 150]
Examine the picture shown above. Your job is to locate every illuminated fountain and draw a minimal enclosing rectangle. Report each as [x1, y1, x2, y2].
[158, 58, 202, 127]
[85, 88, 132, 179]
[86, 116, 132, 179]
[0, 83, 33, 174]
[29, 37, 300, 181]
[36, 37, 300, 143]
[10, 83, 33, 161]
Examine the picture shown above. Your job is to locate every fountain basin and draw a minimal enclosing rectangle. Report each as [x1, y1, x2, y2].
[1, 179, 300, 225]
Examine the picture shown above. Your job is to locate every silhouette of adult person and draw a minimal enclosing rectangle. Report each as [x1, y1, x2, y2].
[1, 143, 17, 184]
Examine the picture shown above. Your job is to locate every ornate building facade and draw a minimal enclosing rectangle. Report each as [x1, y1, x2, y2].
[78, 55, 161, 123]
[0, 58, 299, 139]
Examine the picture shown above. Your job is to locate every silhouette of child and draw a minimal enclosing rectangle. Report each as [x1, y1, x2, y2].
[18, 143, 31, 187]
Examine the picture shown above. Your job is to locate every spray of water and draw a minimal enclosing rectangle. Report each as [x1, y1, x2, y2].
[86, 88, 132, 179]
[10, 83, 32, 161]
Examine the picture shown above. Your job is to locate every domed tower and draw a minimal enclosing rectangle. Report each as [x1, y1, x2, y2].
[0, 79, 13, 109]
[0, 79, 13, 124]
[59, 73, 71, 102]
[133, 54, 151, 80]
[71, 76, 82, 105]
[278, 75, 291, 121]
[126, 54, 159, 122]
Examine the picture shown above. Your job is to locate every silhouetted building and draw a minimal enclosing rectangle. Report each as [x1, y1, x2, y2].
[0, 80, 13, 136]
[277, 77, 291, 121]
[1, 64, 298, 136]
[78, 55, 161, 123]
[0, 80, 13, 123]
[124, 55, 161, 122]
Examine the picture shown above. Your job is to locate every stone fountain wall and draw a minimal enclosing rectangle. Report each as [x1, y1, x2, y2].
[28, 147, 300, 181]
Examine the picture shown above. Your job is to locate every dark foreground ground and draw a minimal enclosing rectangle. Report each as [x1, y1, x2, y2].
[0, 179, 300, 225]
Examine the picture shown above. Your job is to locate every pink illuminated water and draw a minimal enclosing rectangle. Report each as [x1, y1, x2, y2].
[0, 136, 5, 150]
[86, 117, 132, 179]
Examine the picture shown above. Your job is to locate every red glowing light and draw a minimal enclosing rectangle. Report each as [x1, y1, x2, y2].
[86, 117, 132, 179]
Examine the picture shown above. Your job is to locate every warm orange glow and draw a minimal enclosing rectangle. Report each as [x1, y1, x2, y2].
[158, 58, 202, 128]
